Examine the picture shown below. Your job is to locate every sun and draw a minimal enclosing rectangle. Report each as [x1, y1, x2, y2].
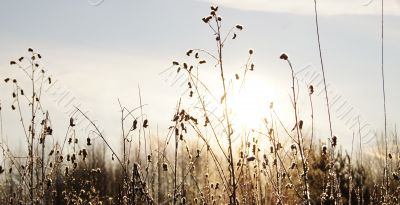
[228, 78, 274, 130]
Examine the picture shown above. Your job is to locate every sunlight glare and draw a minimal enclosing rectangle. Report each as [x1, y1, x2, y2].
[229, 78, 274, 130]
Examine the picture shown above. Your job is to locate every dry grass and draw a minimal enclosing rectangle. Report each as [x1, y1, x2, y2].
[0, 4, 398, 205]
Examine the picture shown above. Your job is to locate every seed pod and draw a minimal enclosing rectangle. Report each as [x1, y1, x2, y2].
[291, 144, 297, 150]
[236, 24, 243, 30]
[132, 119, 138, 130]
[143, 119, 149, 128]
[332, 136, 337, 147]
[280, 53, 288, 60]
[309, 85, 314, 94]
[249, 49, 253, 55]
[250, 63, 254, 71]
[69, 117, 75, 127]
[247, 156, 256, 162]
[322, 145, 327, 155]
[299, 120, 303, 130]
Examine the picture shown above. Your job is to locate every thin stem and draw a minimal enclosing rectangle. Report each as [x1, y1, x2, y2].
[287, 60, 310, 204]
[380, 0, 389, 196]
[215, 16, 237, 204]
[313, 0, 333, 145]
[30, 59, 35, 203]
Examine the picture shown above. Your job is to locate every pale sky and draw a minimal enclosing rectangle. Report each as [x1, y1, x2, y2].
[0, 0, 399, 152]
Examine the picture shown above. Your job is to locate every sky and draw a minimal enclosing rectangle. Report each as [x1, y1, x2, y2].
[0, 0, 399, 153]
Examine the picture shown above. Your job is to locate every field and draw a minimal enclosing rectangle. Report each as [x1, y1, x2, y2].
[0, 2, 399, 205]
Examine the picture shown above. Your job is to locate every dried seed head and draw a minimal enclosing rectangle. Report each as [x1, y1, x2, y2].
[309, 85, 314, 94]
[290, 144, 297, 150]
[236, 24, 243, 30]
[211, 5, 218, 11]
[250, 63, 254, 71]
[132, 119, 138, 130]
[186, 50, 193, 56]
[202, 16, 212, 23]
[235, 73, 239, 80]
[69, 117, 75, 127]
[322, 145, 327, 155]
[162, 163, 168, 171]
[280, 53, 288, 60]
[28, 48, 33, 52]
[10, 61, 16, 65]
[247, 156, 256, 162]
[299, 120, 303, 130]
[143, 119, 149, 128]
[4, 78, 10, 83]
[332, 136, 337, 147]
[249, 49, 253, 55]
[172, 61, 179, 66]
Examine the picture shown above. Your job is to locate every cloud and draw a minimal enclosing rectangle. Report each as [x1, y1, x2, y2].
[200, 0, 400, 15]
